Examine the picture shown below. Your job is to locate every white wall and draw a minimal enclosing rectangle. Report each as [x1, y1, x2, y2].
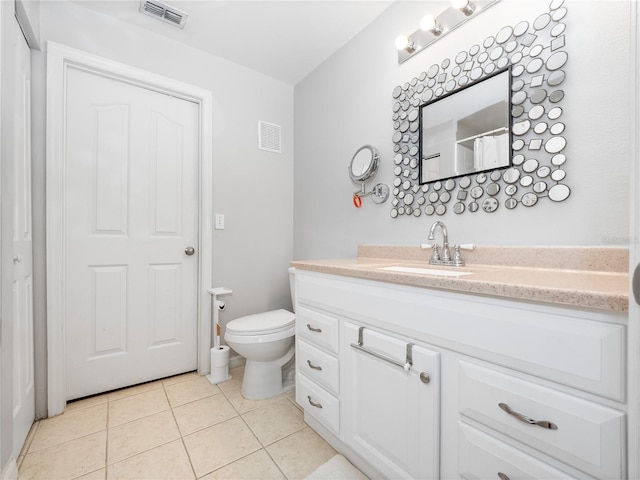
[294, 0, 632, 261]
[32, 1, 294, 417]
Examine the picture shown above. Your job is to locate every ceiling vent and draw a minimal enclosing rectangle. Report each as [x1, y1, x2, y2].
[258, 121, 282, 154]
[139, 0, 188, 29]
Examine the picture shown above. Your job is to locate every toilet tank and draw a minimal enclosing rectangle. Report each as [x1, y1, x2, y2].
[288, 267, 296, 313]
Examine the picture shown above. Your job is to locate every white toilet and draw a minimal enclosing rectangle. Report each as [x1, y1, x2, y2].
[224, 268, 296, 400]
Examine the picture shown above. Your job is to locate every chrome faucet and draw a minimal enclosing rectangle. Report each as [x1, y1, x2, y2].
[428, 221, 451, 263]
[423, 221, 476, 267]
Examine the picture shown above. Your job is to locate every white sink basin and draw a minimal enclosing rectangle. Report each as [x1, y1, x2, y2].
[379, 266, 474, 277]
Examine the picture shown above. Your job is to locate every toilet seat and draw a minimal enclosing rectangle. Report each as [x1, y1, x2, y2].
[226, 309, 295, 336]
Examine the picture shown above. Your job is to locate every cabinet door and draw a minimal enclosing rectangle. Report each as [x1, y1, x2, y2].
[342, 322, 440, 479]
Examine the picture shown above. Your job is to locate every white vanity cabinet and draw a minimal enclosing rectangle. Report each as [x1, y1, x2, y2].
[294, 270, 627, 479]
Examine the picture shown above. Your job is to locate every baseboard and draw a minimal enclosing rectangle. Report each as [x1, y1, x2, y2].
[229, 353, 245, 369]
[1, 457, 18, 480]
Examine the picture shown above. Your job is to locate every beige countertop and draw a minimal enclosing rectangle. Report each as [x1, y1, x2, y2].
[291, 246, 630, 312]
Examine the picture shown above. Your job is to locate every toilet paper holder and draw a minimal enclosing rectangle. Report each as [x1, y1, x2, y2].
[207, 287, 233, 385]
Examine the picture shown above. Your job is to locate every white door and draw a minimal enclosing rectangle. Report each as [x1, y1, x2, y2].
[11, 14, 34, 456]
[64, 67, 199, 400]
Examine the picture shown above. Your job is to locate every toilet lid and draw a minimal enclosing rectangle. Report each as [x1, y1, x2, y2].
[226, 309, 295, 335]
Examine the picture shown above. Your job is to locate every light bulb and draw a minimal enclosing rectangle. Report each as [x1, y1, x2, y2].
[395, 35, 415, 52]
[420, 14, 443, 35]
[451, 0, 476, 16]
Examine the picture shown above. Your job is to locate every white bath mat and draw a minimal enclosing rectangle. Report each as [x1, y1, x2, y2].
[304, 454, 369, 480]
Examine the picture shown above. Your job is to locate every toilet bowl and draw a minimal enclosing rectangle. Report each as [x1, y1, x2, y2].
[224, 268, 296, 400]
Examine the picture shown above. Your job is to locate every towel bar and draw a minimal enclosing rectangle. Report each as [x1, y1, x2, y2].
[350, 326, 413, 371]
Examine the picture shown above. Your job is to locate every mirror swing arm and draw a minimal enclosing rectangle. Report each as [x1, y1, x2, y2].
[349, 145, 390, 208]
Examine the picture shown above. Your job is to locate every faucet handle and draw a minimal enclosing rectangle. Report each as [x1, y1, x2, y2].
[431, 245, 441, 262]
[457, 244, 476, 251]
[419, 243, 433, 250]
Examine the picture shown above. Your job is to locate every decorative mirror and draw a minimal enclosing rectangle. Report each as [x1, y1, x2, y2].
[390, 0, 570, 218]
[419, 68, 511, 184]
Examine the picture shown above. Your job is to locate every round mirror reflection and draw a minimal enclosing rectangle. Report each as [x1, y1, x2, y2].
[482, 198, 499, 212]
[496, 26, 513, 44]
[551, 169, 566, 181]
[521, 192, 538, 207]
[545, 136, 567, 153]
[520, 175, 534, 187]
[533, 13, 551, 30]
[533, 181, 547, 193]
[548, 107, 563, 120]
[503, 168, 520, 184]
[548, 70, 565, 86]
[470, 186, 484, 199]
[546, 51, 568, 71]
[487, 183, 500, 196]
[534, 122, 548, 134]
[548, 184, 571, 202]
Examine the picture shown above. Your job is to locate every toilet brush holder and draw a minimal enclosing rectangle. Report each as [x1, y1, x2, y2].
[207, 345, 231, 385]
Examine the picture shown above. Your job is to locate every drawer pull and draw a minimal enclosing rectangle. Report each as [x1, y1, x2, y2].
[307, 360, 323, 371]
[497, 473, 510, 480]
[307, 395, 323, 409]
[498, 403, 558, 430]
[306, 324, 322, 333]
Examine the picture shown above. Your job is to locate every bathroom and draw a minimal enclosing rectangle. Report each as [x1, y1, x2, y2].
[0, 0, 637, 478]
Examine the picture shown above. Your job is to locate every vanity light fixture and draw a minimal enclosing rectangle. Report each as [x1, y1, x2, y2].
[420, 14, 443, 36]
[396, 0, 500, 64]
[451, 0, 476, 16]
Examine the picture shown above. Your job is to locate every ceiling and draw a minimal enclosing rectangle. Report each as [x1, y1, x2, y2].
[72, 0, 394, 85]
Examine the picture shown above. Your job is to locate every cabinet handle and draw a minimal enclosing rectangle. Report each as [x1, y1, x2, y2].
[307, 360, 323, 371]
[306, 324, 322, 333]
[497, 473, 510, 480]
[307, 395, 323, 409]
[498, 403, 558, 430]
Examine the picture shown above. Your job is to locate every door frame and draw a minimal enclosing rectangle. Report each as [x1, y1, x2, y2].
[630, 1, 639, 478]
[46, 42, 213, 416]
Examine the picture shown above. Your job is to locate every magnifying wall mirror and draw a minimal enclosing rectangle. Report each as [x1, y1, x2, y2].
[349, 145, 379, 184]
[419, 68, 512, 184]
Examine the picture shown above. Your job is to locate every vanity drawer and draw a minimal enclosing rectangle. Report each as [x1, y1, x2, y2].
[296, 306, 339, 354]
[296, 339, 339, 395]
[458, 361, 625, 479]
[296, 373, 339, 434]
[458, 423, 578, 479]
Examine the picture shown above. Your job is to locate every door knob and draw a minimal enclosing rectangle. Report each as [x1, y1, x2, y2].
[185, 246, 195, 256]
[13, 255, 22, 263]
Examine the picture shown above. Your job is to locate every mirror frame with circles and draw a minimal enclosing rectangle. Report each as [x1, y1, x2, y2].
[390, 0, 570, 219]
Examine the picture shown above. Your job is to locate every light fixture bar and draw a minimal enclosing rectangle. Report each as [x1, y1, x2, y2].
[397, 0, 500, 64]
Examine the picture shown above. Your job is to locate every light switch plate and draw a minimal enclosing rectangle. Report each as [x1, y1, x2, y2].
[215, 213, 225, 230]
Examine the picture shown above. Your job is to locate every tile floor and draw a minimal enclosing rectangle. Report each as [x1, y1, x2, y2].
[17, 367, 338, 480]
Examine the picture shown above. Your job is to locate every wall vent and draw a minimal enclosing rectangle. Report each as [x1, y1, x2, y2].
[258, 121, 282, 154]
[139, 0, 188, 29]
